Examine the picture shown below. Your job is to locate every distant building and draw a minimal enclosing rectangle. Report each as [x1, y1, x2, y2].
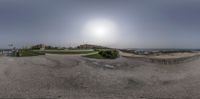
[40, 44, 45, 51]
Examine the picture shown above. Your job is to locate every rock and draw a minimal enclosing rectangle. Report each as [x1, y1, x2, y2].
[93, 62, 98, 65]
[104, 64, 114, 69]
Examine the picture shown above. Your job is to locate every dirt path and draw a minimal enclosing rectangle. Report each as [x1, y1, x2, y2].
[0, 55, 200, 98]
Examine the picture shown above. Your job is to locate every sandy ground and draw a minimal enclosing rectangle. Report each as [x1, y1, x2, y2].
[120, 51, 200, 59]
[149, 52, 200, 59]
[0, 54, 200, 99]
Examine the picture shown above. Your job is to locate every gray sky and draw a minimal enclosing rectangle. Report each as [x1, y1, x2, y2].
[0, 0, 200, 48]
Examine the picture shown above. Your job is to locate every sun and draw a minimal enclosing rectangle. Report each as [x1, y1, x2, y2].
[84, 19, 117, 39]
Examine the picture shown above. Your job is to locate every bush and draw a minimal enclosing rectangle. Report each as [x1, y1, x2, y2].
[98, 49, 119, 59]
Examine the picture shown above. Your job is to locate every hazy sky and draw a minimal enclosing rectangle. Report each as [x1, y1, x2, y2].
[0, 0, 200, 48]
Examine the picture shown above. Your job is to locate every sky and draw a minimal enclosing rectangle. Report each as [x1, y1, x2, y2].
[0, 0, 200, 49]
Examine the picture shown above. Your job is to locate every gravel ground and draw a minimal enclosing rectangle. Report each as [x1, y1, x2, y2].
[0, 54, 200, 99]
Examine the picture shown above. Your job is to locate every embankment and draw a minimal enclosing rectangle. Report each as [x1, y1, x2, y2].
[122, 53, 200, 65]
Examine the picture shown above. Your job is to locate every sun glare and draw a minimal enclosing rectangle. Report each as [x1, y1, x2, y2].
[84, 19, 117, 40]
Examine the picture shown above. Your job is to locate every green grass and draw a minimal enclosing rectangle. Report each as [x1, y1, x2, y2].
[84, 53, 105, 59]
[33, 49, 96, 54]
[16, 50, 45, 57]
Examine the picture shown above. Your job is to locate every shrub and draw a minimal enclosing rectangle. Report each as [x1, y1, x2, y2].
[98, 49, 119, 59]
